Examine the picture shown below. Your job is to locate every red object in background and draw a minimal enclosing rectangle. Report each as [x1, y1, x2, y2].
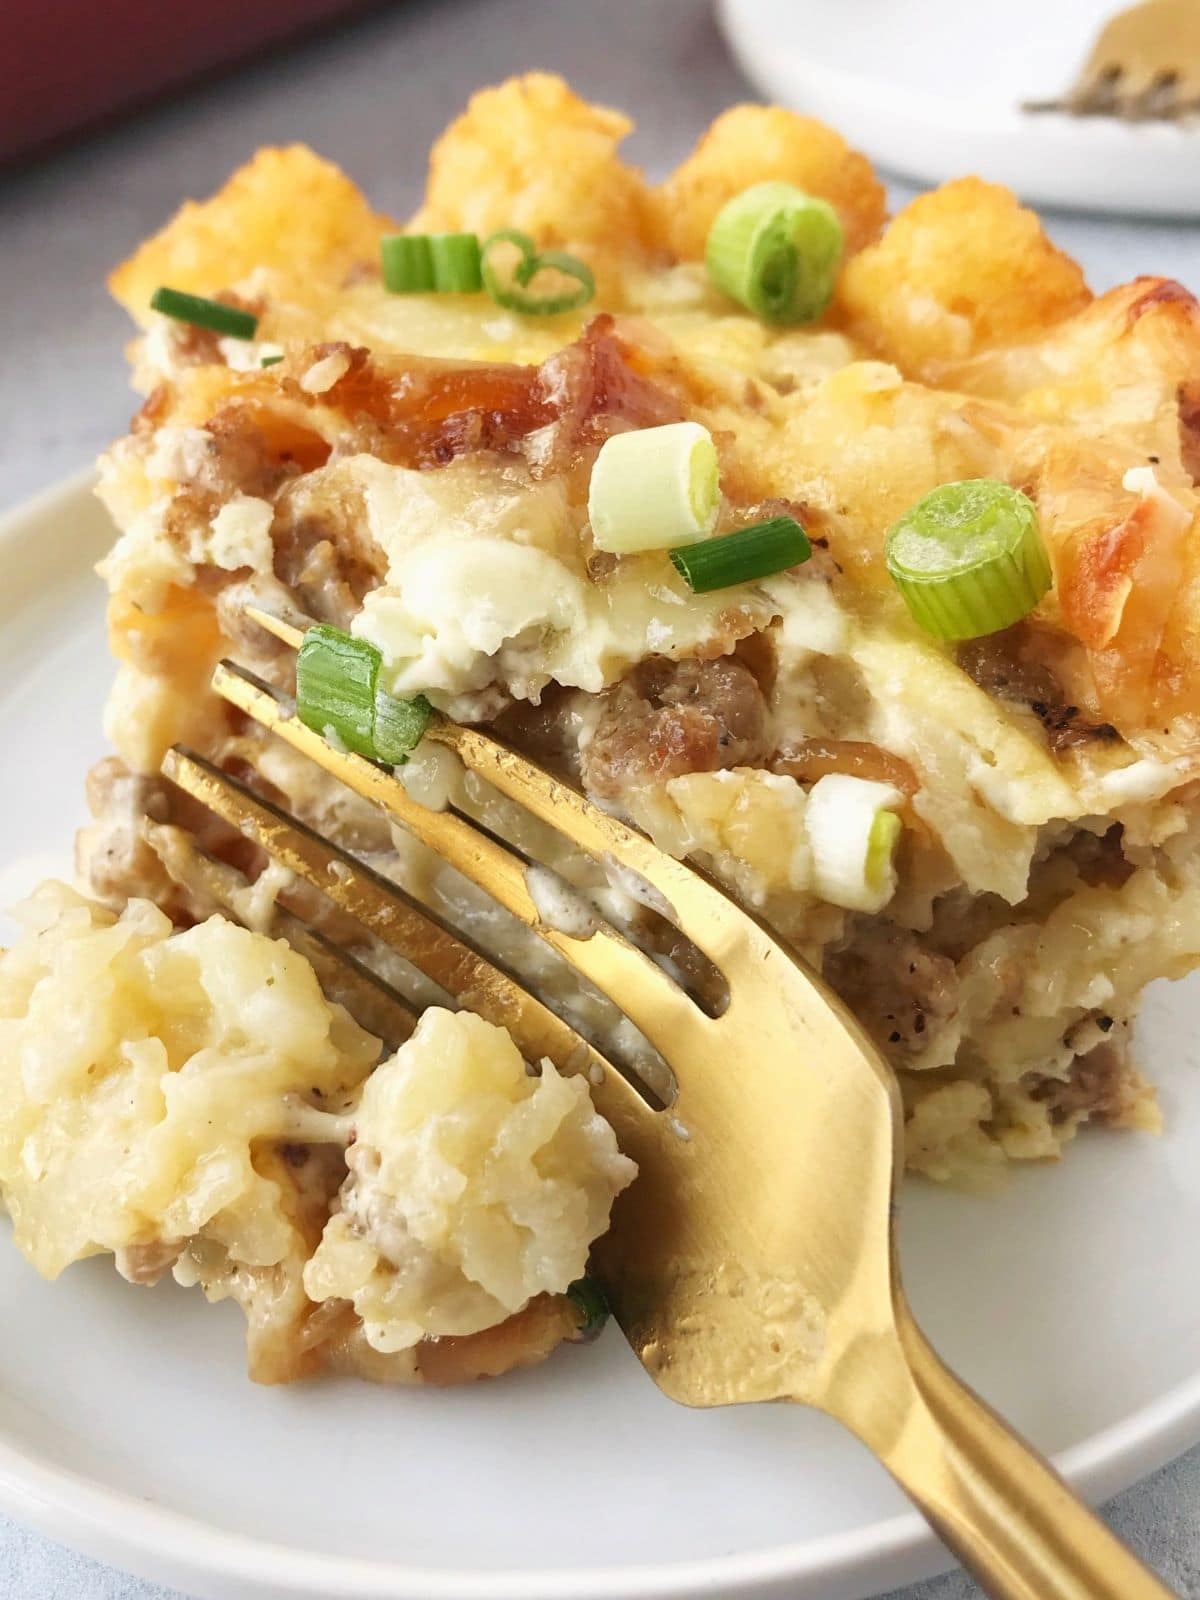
[3, 1, 377, 166]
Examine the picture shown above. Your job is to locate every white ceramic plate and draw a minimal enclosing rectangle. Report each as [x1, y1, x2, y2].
[717, 0, 1200, 216]
[3, 473, 1200, 1600]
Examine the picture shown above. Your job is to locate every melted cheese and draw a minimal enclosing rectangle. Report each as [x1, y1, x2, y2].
[344, 454, 778, 719]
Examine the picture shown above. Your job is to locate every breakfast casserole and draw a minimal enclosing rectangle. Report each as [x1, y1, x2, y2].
[3, 73, 1200, 1386]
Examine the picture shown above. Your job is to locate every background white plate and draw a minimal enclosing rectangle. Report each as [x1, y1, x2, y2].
[2, 475, 1200, 1600]
[717, 0, 1200, 216]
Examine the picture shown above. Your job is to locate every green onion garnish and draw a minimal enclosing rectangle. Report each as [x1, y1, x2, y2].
[427, 232, 483, 293]
[805, 774, 904, 914]
[260, 353, 283, 368]
[884, 480, 1052, 642]
[705, 182, 843, 325]
[381, 235, 434, 294]
[381, 232, 483, 294]
[296, 625, 379, 759]
[866, 809, 903, 891]
[480, 229, 595, 316]
[380, 227, 594, 311]
[295, 624, 430, 766]
[566, 1276, 609, 1340]
[373, 687, 433, 767]
[588, 421, 720, 554]
[149, 286, 258, 340]
[669, 514, 810, 594]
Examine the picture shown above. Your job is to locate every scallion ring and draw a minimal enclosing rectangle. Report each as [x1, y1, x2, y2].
[373, 687, 433, 767]
[295, 625, 380, 759]
[804, 774, 904, 914]
[884, 480, 1052, 642]
[669, 514, 810, 594]
[381, 235, 435, 294]
[149, 286, 258, 340]
[705, 182, 843, 325]
[481, 229, 595, 315]
[380, 231, 484, 294]
[588, 421, 720, 553]
[295, 624, 431, 766]
[427, 232, 483, 292]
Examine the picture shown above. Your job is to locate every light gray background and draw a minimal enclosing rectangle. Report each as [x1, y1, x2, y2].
[1, 1, 1197, 1595]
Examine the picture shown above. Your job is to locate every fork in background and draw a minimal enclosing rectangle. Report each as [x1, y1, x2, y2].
[1024, 0, 1200, 119]
[159, 608, 1179, 1600]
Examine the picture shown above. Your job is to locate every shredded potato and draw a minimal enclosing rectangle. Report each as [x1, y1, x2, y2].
[304, 1009, 634, 1351]
[0, 884, 378, 1280]
[0, 887, 632, 1382]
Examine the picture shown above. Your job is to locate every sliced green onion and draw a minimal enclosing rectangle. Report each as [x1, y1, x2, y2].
[480, 229, 595, 315]
[381, 234, 435, 293]
[295, 624, 431, 767]
[866, 810, 902, 890]
[373, 689, 432, 766]
[669, 514, 810, 594]
[427, 233, 483, 292]
[705, 182, 843, 325]
[885, 480, 1052, 642]
[381, 232, 483, 294]
[260, 353, 283, 368]
[804, 774, 903, 914]
[566, 1276, 609, 1340]
[149, 286, 258, 340]
[296, 625, 380, 760]
[588, 422, 719, 554]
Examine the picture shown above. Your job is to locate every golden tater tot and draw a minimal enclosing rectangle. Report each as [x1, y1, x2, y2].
[411, 73, 659, 300]
[110, 146, 389, 325]
[838, 178, 1091, 376]
[655, 104, 886, 262]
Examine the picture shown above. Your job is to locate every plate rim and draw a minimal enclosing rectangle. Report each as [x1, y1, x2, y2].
[1, 472, 1199, 1600]
[4, 1371, 1200, 1600]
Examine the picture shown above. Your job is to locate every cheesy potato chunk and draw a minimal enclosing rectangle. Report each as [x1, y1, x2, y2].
[304, 1009, 635, 1352]
[0, 886, 632, 1382]
[0, 882, 378, 1280]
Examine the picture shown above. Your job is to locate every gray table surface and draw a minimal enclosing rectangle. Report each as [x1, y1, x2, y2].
[1, 1, 1198, 1595]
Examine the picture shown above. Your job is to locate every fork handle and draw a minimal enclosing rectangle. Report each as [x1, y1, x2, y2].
[844, 1297, 1178, 1600]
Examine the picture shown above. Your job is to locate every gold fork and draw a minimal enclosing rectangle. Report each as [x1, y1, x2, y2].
[160, 607, 1179, 1600]
[1025, 0, 1200, 119]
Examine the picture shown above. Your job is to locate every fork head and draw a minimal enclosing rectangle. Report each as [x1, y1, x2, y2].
[1028, 0, 1200, 119]
[168, 620, 910, 1414]
[587, 918, 904, 1412]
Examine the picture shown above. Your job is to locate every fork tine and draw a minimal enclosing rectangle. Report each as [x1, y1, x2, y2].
[164, 746, 602, 1070]
[244, 606, 305, 649]
[243, 605, 749, 968]
[159, 745, 653, 1132]
[1067, 65, 1124, 115]
[1026, 0, 1200, 120]
[430, 721, 753, 965]
[209, 658, 717, 1068]
[143, 818, 418, 1049]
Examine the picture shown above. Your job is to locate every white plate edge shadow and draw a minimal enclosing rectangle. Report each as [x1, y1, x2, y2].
[0, 473, 1198, 1600]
